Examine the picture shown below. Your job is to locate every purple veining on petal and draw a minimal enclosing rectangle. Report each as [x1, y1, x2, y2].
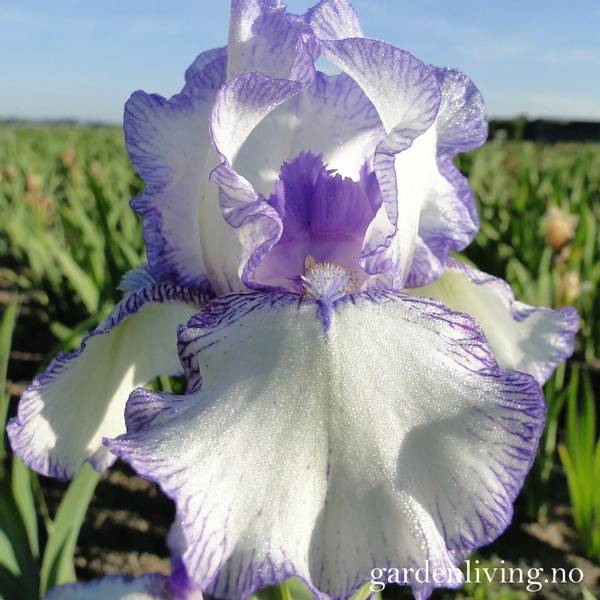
[125, 51, 226, 292]
[234, 70, 385, 194]
[184, 46, 227, 85]
[228, 0, 318, 82]
[108, 290, 545, 600]
[168, 558, 205, 600]
[7, 283, 208, 480]
[403, 68, 487, 288]
[252, 152, 381, 291]
[434, 67, 488, 156]
[319, 38, 442, 288]
[176, 293, 303, 392]
[127, 1, 337, 296]
[305, 0, 364, 40]
[126, 0, 490, 300]
[208, 72, 309, 293]
[445, 258, 579, 383]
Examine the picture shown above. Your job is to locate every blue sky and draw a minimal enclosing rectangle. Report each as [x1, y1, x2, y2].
[2, 0, 599, 123]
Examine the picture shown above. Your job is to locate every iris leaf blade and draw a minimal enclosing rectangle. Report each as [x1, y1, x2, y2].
[0, 297, 19, 470]
[39, 463, 100, 595]
[11, 456, 39, 560]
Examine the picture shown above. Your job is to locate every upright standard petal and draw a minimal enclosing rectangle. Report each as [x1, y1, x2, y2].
[318, 35, 489, 289]
[7, 283, 206, 480]
[403, 68, 487, 288]
[125, 52, 226, 291]
[209, 70, 386, 292]
[184, 47, 227, 84]
[207, 73, 306, 293]
[319, 38, 442, 288]
[233, 71, 385, 193]
[305, 0, 364, 40]
[227, 0, 317, 81]
[109, 292, 544, 600]
[227, 0, 366, 82]
[408, 260, 578, 384]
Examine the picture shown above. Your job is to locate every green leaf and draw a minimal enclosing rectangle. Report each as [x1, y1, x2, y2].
[0, 564, 22, 600]
[45, 238, 99, 315]
[251, 579, 312, 600]
[87, 172, 122, 297]
[285, 579, 314, 600]
[350, 583, 379, 600]
[0, 528, 19, 576]
[40, 464, 100, 595]
[582, 588, 598, 600]
[0, 488, 37, 598]
[0, 297, 19, 470]
[11, 457, 39, 559]
[250, 579, 379, 600]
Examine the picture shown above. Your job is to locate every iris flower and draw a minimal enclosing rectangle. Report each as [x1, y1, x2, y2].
[45, 528, 204, 600]
[44, 574, 178, 600]
[9, 1, 577, 599]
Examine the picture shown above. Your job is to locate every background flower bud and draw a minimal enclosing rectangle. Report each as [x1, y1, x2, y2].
[544, 206, 577, 251]
[25, 173, 42, 193]
[559, 270, 581, 305]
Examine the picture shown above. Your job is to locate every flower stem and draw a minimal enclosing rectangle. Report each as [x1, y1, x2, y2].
[254, 581, 294, 600]
[350, 583, 377, 600]
[277, 580, 293, 600]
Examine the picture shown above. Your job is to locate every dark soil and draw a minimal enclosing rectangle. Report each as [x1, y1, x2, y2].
[43, 462, 173, 579]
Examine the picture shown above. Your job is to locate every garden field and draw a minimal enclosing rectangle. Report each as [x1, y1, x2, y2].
[0, 125, 599, 599]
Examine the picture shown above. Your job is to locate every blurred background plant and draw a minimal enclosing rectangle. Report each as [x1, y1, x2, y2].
[0, 125, 599, 599]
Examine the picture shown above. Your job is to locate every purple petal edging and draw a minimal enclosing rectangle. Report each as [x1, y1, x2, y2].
[184, 46, 227, 85]
[446, 258, 579, 383]
[125, 51, 226, 293]
[209, 72, 310, 291]
[108, 290, 545, 600]
[305, 0, 364, 40]
[318, 37, 442, 289]
[403, 67, 487, 287]
[43, 573, 169, 600]
[6, 282, 209, 480]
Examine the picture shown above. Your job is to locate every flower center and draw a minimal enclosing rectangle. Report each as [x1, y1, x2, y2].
[301, 255, 356, 302]
[251, 153, 382, 293]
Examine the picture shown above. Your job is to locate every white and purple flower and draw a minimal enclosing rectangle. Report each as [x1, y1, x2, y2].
[43, 574, 173, 600]
[9, 1, 577, 599]
[43, 571, 203, 600]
